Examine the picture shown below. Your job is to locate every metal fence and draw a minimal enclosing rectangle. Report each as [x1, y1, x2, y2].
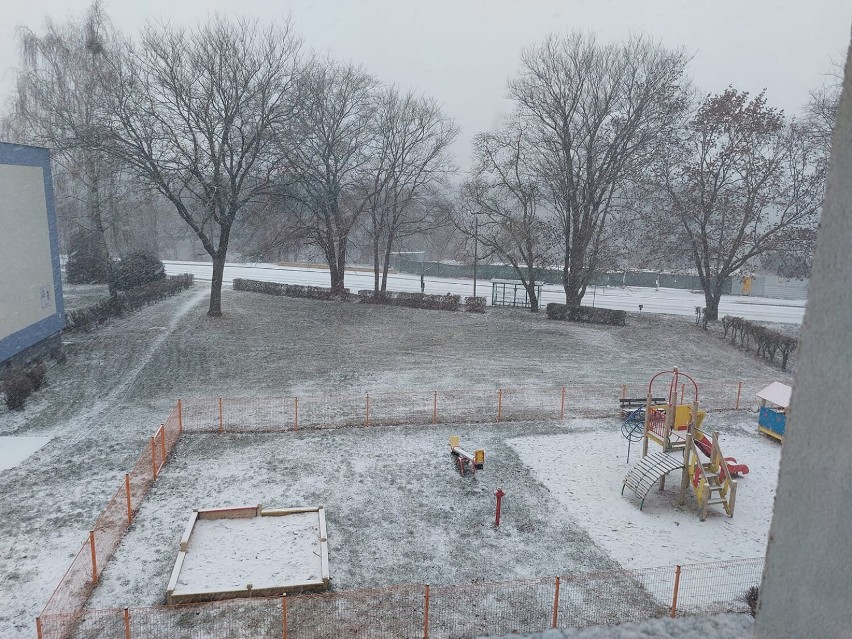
[38, 559, 763, 639]
[36, 380, 772, 639]
[179, 379, 773, 433]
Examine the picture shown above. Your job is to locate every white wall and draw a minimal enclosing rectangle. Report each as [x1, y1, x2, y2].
[0, 163, 57, 341]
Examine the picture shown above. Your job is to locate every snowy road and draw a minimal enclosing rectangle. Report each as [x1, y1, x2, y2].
[164, 260, 806, 324]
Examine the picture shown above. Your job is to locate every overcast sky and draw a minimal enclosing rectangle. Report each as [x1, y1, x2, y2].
[1, 0, 850, 168]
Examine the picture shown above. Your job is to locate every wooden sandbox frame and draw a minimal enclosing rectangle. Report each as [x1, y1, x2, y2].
[166, 504, 330, 605]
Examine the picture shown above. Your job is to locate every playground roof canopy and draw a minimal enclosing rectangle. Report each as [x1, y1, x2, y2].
[756, 382, 792, 408]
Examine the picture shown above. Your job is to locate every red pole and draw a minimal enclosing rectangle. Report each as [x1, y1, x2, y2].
[35, 617, 43, 639]
[497, 389, 503, 422]
[89, 529, 98, 584]
[735, 381, 743, 410]
[177, 399, 183, 433]
[159, 426, 167, 464]
[125, 473, 132, 525]
[670, 565, 682, 617]
[294, 397, 299, 431]
[423, 584, 430, 639]
[494, 488, 505, 526]
[433, 391, 437, 424]
[218, 398, 224, 432]
[560, 386, 566, 420]
[552, 576, 561, 628]
[150, 437, 157, 480]
[282, 595, 288, 639]
[365, 393, 370, 427]
[124, 607, 131, 639]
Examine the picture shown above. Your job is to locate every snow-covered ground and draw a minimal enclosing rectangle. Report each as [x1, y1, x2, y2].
[164, 260, 806, 324]
[0, 436, 51, 471]
[0, 285, 789, 639]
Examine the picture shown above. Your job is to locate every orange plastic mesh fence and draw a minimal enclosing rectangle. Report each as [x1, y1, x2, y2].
[39, 559, 764, 639]
[674, 558, 764, 616]
[556, 566, 672, 628]
[288, 584, 425, 639]
[39, 405, 182, 630]
[429, 577, 555, 638]
[179, 380, 774, 433]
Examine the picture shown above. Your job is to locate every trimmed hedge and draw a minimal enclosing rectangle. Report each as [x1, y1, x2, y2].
[111, 252, 166, 290]
[546, 303, 627, 326]
[721, 316, 797, 370]
[233, 278, 348, 301]
[358, 290, 461, 311]
[65, 274, 194, 332]
[465, 296, 486, 313]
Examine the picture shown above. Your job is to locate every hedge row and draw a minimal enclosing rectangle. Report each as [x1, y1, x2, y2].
[358, 290, 461, 311]
[233, 278, 348, 300]
[464, 296, 486, 313]
[65, 274, 194, 332]
[546, 303, 627, 326]
[721, 316, 797, 370]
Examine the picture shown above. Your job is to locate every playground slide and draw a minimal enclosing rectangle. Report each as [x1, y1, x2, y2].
[694, 434, 750, 477]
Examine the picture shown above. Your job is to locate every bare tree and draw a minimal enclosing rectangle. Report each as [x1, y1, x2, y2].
[459, 121, 555, 311]
[509, 32, 690, 307]
[277, 58, 377, 295]
[362, 86, 458, 294]
[10, 1, 120, 262]
[99, 17, 300, 316]
[658, 89, 824, 319]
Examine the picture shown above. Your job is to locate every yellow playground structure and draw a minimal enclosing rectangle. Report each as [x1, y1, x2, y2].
[622, 368, 747, 521]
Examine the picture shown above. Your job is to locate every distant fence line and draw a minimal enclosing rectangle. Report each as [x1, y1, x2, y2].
[179, 379, 772, 433]
[37, 379, 773, 639]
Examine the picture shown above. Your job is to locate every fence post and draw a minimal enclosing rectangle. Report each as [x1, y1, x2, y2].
[294, 397, 299, 431]
[125, 474, 132, 525]
[35, 617, 43, 639]
[365, 394, 370, 427]
[552, 576, 561, 628]
[735, 381, 743, 410]
[89, 529, 98, 584]
[218, 398, 224, 432]
[680, 383, 685, 405]
[433, 391, 437, 424]
[560, 387, 566, 420]
[159, 426, 167, 464]
[670, 564, 682, 618]
[150, 437, 158, 480]
[497, 389, 502, 422]
[281, 595, 288, 639]
[423, 584, 430, 639]
[177, 399, 183, 433]
[124, 607, 131, 639]
[621, 384, 627, 400]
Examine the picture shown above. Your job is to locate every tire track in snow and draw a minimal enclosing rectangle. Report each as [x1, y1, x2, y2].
[52, 287, 207, 441]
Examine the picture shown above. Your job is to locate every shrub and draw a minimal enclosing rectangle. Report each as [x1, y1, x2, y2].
[2, 367, 35, 410]
[744, 585, 759, 617]
[721, 316, 797, 370]
[65, 230, 111, 284]
[65, 275, 194, 332]
[464, 296, 486, 313]
[233, 279, 348, 301]
[546, 303, 627, 326]
[25, 360, 47, 391]
[111, 252, 166, 290]
[357, 290, 461, 311]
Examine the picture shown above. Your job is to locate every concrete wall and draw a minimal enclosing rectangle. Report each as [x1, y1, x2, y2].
[753, 37, 852, 639]
[0, 143, 65, 364]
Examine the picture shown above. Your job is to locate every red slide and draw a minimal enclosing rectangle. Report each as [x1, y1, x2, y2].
[695, 434, 749, 478]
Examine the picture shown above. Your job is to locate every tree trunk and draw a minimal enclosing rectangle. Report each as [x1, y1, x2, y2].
[372, 239, 381, 294]
[209, 251, 226, 317]
[380, 238, 394, 293]
[527, 283, 539, 312]
[563, 266, 585, 308]
[703, 286, 723, 321]
[330, 241, 347, 296]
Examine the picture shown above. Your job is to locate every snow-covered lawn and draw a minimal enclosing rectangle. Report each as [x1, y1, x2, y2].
[0, 285, 789, 639]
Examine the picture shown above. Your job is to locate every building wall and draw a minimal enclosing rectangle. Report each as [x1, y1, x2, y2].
[0, 143, 65, 364]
